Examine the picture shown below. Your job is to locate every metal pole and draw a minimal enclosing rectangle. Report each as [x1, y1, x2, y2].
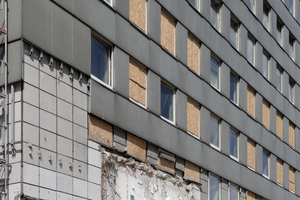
[4, 0, 8, 199]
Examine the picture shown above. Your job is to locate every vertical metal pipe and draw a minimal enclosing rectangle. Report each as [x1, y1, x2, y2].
[10, 85, 13, 146]
[4, 1, 8, 199]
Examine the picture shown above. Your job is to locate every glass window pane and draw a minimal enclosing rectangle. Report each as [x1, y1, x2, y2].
[277, 23, 281, 44]
[91, 36, 110, 85]
[230, 184, 239, 200]
[276, 68, 281, 91]
[188, 0, 196, 7]
[263, 5, 269, 29]
[289, 0, 293, 14]
[289, 37, 294, 59]
[289, 81, 294, 103]
[230, 20, 238, 47]
[210, 116, 219, 147]
[230, 129, 238, 158]
[161, 84, 174, 121]
[262, 53, 268, 79]
[210, 175, 219, 200]
[210, 57, 219, 89]
[247, 37, 254, 65]
[211, 2, 219, 29]
[263, 151, 269, 176]
[230, 75, 237, 103]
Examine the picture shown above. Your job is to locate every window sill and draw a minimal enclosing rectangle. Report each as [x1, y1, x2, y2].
[129, 98, 148, 110]
[91, 75, 114, 91]
[210, 143, 220, 151]
[276, 182, 283, 187]
[161, 116, 176, 126]
[247, 166, 255, 172]
[289, 190, 295, 194]
[263, 174, 270, 179]
[230, 155, 239, 162]
[187, 131, 200, 139]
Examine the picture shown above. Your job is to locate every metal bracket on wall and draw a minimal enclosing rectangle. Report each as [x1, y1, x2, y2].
[69, 68, 73, 80]
[28, 45, 33, 56]
[59, 62, 63, 74]
[39, 51, 43, 61]
[49, 57, 53, 67]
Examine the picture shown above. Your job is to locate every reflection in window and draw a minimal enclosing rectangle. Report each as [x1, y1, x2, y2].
[263, 150, 269, 177]
[276, 66, 282, 92]
[210, 175, 220, 200]
[230, 129, 238, 159]
[230, 19, 239, 48]
[210, 115, 220, 148]
[229, 184, 239, 200]
[161, 84, 174, 122]
[211, 0, 220, 30]
[230, 74, 238, 104]
[210, 57, 220, 90]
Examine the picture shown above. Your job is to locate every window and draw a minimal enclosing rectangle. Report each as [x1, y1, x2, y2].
[230, 18, 239, 48]
[263, 2, 270, 30]
[277, 158, 283, 185]
[247, 139, 255, 170]
[209, 174, 220, 200]
[188, 0, 199, 10]
[91, 35, 112, 87]
[211, 0, 220, 30]
[276, 111, 283, 139]
[289, 122, 295, 148]
[161, 11, 175, 55]
[129, 59, 147, 106]
[230, 128, 238, 160]
[210, 115, 220, 149]
[210, 56, 220, 90]
[276, 66, 282, 92]
[187, 33, 200, 74]
[262, 99, 270, 129]
[289, 0, 294, 15]
[229, 183, 239, 200]
[230, 73, 238, 104]
[130, 0, 146, 32]
[276, 20, 283, 45]
[263, 150, 269, 178]
[247, 0, 255, 13]
[187, 98, 200, 137]
[247, 191, 256, 200]
[247, 86, 255, 118]
[161, 83, 175, 122]
[262, 52, 269, 79]
[247, 36, 255, 65]
[289, 79, 294, 104]
[289, 166, 295, 193]
[289, 34, 295, 60]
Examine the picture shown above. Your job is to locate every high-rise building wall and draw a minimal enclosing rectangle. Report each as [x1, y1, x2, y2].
[0, 0, 300, 199]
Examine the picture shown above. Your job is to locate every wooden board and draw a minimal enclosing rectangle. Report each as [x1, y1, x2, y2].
[276, 112, 283, 139]
[187, 98, 200, 137]
[187, 34, 200, 74]
[129, 0, 146, 32]
[289, 167, 295, 192]
[277, 159, 283, 185]
[289, 122, 295, 148]
[262, 100, 269, 129]
[246, 191, 255, 200]
[184, 161, 200, 183]
[89, 116, 113, 148]
[161, 11, 175, 55]
[247, 87, 255, 118]
[247, 139, 255, 169]
[127, 133, 147, 162]
[158, 157, 175, 174]
[129, 59, 146, 106]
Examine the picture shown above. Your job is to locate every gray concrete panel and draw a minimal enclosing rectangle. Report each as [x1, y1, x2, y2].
[239, 79, 248, 112]
[186, 70, 202, 105]
[269, 105, 276, 134]
[221, 5, 230, 43]
[221, 121, 230, 156]
[175, 156, 185, 171]
[200, 106, 210, 145]
[127, 99, 141, 135]
[239, 25, 247, 58]
[256, 0, 263, 26]
[295, 85, 300, 111]
[139, 32, 150, 67]
[53, 0, 72, 12]
[239, 133, 247, 166]
[148, 0, 161, 44]
[102, 3, 116, 44]
[296, 127, 300, 153]
[23, 0, 53, 53]
[113, 47, 129, 98]
[115, 0, 129, 20]
[176, 90, 187, 132]
[282, 26, 289, 54]
[255, 144, 263, 175]
[283, 116, 289, 144]
[114, 126, 126, 146]
[177, 62, 189, 93]
[270, 154, 277, 183]
[175, 22, 187, 66]
[296, 170, 300, 196]
[186, 4, 198, 34]
[4, 0, 22, 42]
[147, 70, 161, 116]
[72, 0, 91, 26]
[283, 162, 289, 190]
[270, 9, 277, 39]
[115, 14, 130, 53]
[255, 93, 262, 123]
[221, 62, 230, 99]
[255, 43, 263, 74]
[147, 143, 158, 159]
[200, 44, 210, 83]
[175, 0, 187, 26]
[269, 57, 277, 87]
[149, 40, 161, 74]
[199, 0, 210, 20]
[114, 95, 129, 131]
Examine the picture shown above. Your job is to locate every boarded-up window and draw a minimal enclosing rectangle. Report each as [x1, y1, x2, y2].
[247, 139, 255, 169]
[89, 116, 113, 148]
[161, 11, 175, 55]
[276, 112, 283, 139]
[127, 133, 147, 162]
[247, 86, 255, 118]
[262, 100, 269, 129]
[129, 59, 147, 106]
[277, 158, 283, 185]
[130, 0, 146, 32]
[187, 34, 200, 74]
[247, 191, 256, 200]
[187, 98, 200, 137]
[158, 157, 175, 174]
[289, 122, 295, 148]
[289, 166, 295, 192]
[184, 161, 200, 183]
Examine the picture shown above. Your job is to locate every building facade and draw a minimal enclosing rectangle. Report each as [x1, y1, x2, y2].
[0, 0, 300, 199]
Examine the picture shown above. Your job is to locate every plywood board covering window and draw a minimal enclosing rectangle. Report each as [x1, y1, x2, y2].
[158, 157, 175, 174]
[161, 11, 175, 55]
[247, 87, 255, 118]
[277, 159, 283, 185]
[289, 122, 295, 148]
[187, 98, 200, 137]
[262, 100, 269, 129]
[89, 116, 113, 148]
[247, 191, 256, 200]
[129, 59, 147, 106]
[289, 166, 295, 192]
[184, 161, 200, 183]
[127, 133, 147, 162]
[187, 34, 200, 74]
[276, 112, 283, 139]
[247, 139, 255, 169]
[130, 0, 146, 32]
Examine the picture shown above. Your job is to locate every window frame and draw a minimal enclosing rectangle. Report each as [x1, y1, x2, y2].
[188, 0, 200, 11]
[209, 173, 221, 200]
[289, 34, 295, 60]
[210, 55, 221, 90]
[276, 65, 283, 92]
[276, 19, 283, 46]
[230, 72, 239, 105]
[289, 78, 295, 104]
[247, 35, 255, 66]
[289, 0, 294, 15]
[262, 51, 269, 80]
[91, 35, 113, 89]
[230, 16, 239, 49]
[211, 0, 221, 31]
[230, 128, 239, 161]
[210, 113, 221, 150]
[262, 149, 270, 179]
[160, 82, 176, 125]
[247, 0, 256, 13]
[228, 182, 239, 200]
[263, 2, 270, 30]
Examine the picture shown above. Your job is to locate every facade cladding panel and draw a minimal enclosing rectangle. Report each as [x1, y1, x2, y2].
[0, 0, 300, 200]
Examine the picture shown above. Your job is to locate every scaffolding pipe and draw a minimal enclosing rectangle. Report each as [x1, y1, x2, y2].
[4, 0, 8, 199]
